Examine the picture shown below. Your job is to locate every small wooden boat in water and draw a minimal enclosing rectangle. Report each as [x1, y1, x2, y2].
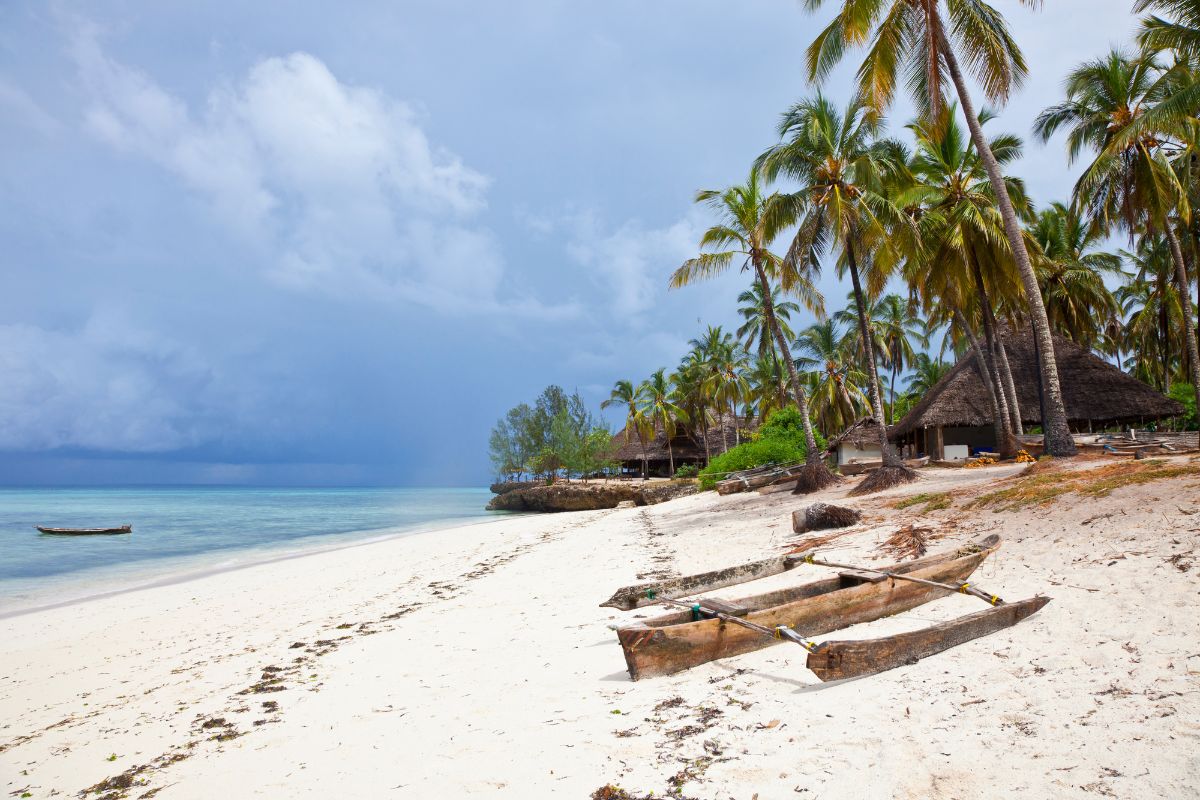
[36, 525, 132, 536]
[614, 535, 1000, 680]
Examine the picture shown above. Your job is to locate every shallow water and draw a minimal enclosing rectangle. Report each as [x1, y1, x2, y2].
[0, 487, 499, 612]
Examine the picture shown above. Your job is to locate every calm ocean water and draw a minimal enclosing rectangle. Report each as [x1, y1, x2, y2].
[0, 487, 499, 613]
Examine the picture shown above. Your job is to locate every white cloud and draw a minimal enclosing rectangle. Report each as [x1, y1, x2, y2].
[566, 210, 703, 319]
[0, 76, 63, 136]
[66, 23, 570, 318]
[0, 312, 224, 452]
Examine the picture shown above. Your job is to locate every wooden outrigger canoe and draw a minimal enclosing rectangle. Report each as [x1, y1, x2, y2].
[615, 535, 1000, 680]
[806, 595, 1049, 681]
[36, 525, 132, 536]
[602, 553, 806, 611]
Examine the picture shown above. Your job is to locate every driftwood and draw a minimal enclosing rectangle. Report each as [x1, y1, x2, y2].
[806, 595, 1050, 681]
[600, 554, 801, 610]
[792, 503, 861, 534]
[615, 535, 1000, 680]
[36, 525, 132, 535]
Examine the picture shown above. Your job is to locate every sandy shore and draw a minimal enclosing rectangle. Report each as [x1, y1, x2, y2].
[4, 459, 1200, 799]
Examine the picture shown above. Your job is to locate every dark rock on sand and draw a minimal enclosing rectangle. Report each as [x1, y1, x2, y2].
[791, 502, 862, 534]
[640, 481, 700, 505]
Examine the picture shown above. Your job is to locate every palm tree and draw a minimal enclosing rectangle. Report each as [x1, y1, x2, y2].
[601, 379, 651, 479]
[745, 355, 789, 424]
[1035, 49, 1200, 443]
[758, 94, 919, 494]
[1119, 236, 1184, 392]
[802, 0, 1078, 457]
[673, 351, 712, 464]
[737, 282, 800, 362]
[671, 169, 837, 492]
[906, 352, 953, 395]
[793, 319, 870, 436]
[638, 369, 688, 477]
[874, 294, 928, 422]
[704, 341, 751, 446]
[1029, 202, 1123, 351]
[1137, 0, 1200, 57]
[903, 107, 1029, 444]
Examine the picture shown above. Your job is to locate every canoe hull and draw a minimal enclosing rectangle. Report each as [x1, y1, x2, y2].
[806, 595, 1050, 681]
[615, 536, 999, 680]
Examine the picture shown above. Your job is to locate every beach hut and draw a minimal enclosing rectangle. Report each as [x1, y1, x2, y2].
[890, 328, 1185, 460]
[611, 416, 755, 477]
[826, 417, 891, 467]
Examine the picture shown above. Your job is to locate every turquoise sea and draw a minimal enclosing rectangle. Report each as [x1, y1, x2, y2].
[0, 487, 499, 615]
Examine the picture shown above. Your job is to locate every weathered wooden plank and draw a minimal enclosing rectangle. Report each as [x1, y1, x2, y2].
[615, 536, 1001, 680]
[806, 595, 1050, 681]
[696, 598, 750, 617]
[600, 555, 796, 610]
[838, 569, 887, 584]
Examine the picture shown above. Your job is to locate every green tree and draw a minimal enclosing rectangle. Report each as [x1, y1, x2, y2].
[601, 379, 652, 479]
[803, 0, 1079, 457]
[758, 94, 919, 493]
[1035, 48, 1200, 445]
[671, 169, 837, 492]
[737, 281, 800, 362]
[793, 318, 869, 436]
[638, 368, 689, 476]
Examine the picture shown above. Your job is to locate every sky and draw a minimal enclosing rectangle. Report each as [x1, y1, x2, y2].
[0, 1, 1145, 486]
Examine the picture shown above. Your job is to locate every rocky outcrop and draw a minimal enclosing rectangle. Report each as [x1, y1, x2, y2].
[791, 502, 862, 534]
[486, 483, 643, 512]
[486, 480, 700, 513]
[488, 480, 539, 496]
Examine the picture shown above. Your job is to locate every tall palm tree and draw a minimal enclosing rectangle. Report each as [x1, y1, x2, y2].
[793, 319, 870, 436]
[601, 379, 651, 479]
[671, 169, 838, 492]
[673, 350, 712, 464]
[638, 369, 689, 477]
[745, 355, 790, 424]
[1029, 202, 1123, 351]
[1035, 49, 1200, 443]
[1119, 236, 1184, 392]
[758, 94, 919, 494]
[704, 341, 751, 446]
[802, 0, 1078, 457]
[737, 282, 800, 362]
[903, 107, 1029, 443]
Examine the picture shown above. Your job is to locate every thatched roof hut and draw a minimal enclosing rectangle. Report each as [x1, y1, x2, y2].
[891, 328, 1183, 458]
[611, 416, 755, 476]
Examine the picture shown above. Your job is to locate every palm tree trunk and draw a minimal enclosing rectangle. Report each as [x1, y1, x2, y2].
[845, 241, 899, 468]
[939, 38, 1076, 457]
[995, 337, 1024, 435]
[1163, 223, 1200, 446]
[752, 262, 823, 463]
[967, 248, 1016, 457]
[667, 435, 675, 477]
[954, 310, 1007, 457]
[889, 363, 898, 425]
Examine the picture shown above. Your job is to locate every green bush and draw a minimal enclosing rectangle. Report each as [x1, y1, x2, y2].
[696, 408, 824, 490]
[1169, 383, 1198, 430]
[673, 463, 699, 478]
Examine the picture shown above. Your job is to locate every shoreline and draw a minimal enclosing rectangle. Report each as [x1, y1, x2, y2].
[0, 511, 519, 621]
[3, 460, 1198, 798]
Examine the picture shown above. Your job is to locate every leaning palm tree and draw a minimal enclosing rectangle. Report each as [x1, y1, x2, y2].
[1035, 48, 1200, 444]
[737, 282, 800, 362]
[638, 369, 689, 477]
[758, 94, 919, 495]
[802, 0, 1078, 457]
[601, 379, 651, 479]
[671, 168, 837, 492]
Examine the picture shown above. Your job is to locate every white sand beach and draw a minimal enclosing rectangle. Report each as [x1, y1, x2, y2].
[4, 460, 1200, 799]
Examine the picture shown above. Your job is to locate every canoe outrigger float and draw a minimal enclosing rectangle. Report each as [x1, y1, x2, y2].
[36, 525, 132, 536]
[606, 535, 1049, 681]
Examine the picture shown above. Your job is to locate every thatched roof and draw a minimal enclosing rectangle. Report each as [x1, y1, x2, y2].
[826, 417, 895, 452]
[611, 415, 755, 462]
[892, 328, 1184, 438]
